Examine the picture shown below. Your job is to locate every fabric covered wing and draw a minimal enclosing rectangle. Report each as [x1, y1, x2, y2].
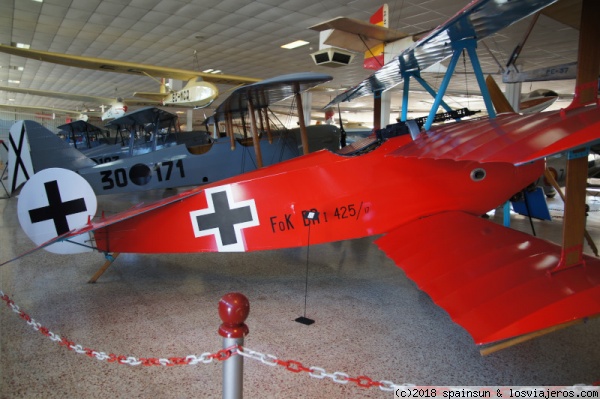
[324, 0, 557, 107]
[210, 72, 332, 121]
[375, 211, 600, 345]
[0, 44, 260, 85]
[390, 105, 600, 165]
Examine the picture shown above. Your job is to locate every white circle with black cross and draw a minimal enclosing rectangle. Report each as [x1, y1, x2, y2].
[17, 168, 97, 254]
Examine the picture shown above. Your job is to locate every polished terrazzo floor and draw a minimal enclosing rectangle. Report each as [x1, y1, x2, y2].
[1, 184, 599, 398]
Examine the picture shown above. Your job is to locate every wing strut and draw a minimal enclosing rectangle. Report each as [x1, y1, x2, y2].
[226, 114, 235, 150]
[373, 90, 383, 131]
[543, 168, 599, 257]
[554, 0, 600, 273]
[400, 70, 453, 122]
[151, 109, 161, 152]
[246, 98, 263, 168]
[423, 38, 496, 131]
[263, 108, 273, 144]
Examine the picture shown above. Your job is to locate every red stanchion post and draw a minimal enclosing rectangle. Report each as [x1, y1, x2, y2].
[219, 293, 249, 399]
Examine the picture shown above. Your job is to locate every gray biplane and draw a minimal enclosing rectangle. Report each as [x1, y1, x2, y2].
[56, 112, 209, 165]
[57, 119, 123, 163]
[7, 73, 340, 196]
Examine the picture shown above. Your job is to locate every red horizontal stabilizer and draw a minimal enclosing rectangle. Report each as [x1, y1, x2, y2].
[375, 211, 600, 345]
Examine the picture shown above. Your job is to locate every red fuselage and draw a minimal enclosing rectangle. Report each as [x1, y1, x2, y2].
[94, 134, 544, 254]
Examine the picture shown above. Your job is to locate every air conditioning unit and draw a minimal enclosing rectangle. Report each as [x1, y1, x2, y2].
[310, 48, 355, 67]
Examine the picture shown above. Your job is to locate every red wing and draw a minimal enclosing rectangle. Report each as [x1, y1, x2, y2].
[391, 105, 600, 165]
[375, 211, 600, 345]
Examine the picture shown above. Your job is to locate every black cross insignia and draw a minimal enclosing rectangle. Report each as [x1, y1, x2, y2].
[29, 180, 88, 236]
[194, 190, 254, 247]
[9, 123, 30, 193]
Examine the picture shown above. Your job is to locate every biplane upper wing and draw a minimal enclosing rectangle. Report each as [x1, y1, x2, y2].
[0, 44, 261, 86]
[104, 106, 178, 129]
[324, 0, 558, 108]
[57, 120, 106, 135]
[208, 72, 333, 121]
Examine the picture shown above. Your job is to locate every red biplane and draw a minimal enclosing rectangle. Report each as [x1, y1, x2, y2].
[8, 0, 600, 350]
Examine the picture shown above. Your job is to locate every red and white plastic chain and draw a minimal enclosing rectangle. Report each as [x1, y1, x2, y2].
[235, 346, 411, 392]
[0, 290, 234, 366]
[4, 290, 597, 389]
[1, 290, 413, 389]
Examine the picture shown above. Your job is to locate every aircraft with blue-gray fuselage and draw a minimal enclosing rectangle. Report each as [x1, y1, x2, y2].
[7, 73, 340, 196]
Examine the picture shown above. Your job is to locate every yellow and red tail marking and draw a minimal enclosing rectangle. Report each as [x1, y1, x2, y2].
[364, 5, 388, 71]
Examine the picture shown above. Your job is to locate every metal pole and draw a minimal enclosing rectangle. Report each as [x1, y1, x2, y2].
[218, 293, 250, 399]
[222, 336, 243, 399]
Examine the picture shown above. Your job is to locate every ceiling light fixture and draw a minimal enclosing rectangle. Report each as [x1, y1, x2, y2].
[281, 40, 309, 50]
[0, 65, 24, 71]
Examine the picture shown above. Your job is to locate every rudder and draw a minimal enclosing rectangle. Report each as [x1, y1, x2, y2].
[7, 120, 96, 194]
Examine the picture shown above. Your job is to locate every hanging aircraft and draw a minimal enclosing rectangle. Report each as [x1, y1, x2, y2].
[132, 78, 220, 109]
[494, 0, 597, 113]
[309, 4, 439, 72]
[7, 73, 340, 197]
[503, 61, 579, 83]
[501, 0, 591, 84]
[6, 0, 600, 352]
[0, 45, 261, 108]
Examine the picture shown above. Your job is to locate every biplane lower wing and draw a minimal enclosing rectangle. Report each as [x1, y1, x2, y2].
[375, 211, 600, 345]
